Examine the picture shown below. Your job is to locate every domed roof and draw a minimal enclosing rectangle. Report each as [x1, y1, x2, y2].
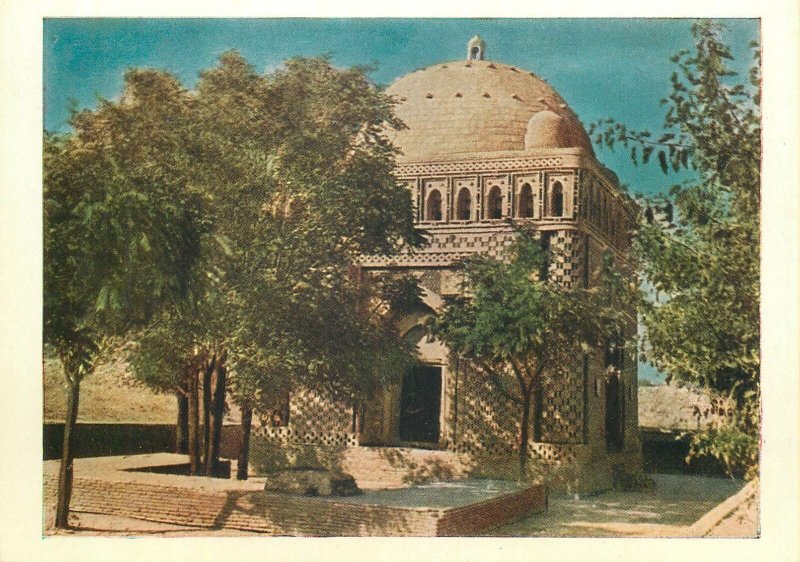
[386, 59, 593, 160]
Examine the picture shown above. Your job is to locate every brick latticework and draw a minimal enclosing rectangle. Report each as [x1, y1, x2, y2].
[254, 388, 357, 448]
[447, 365, 520, 457]
[445, 361, 584, 462]
[539, 361, 585, 443]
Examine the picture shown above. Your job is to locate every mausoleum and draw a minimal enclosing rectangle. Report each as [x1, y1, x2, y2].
[255, 37, 642, 492]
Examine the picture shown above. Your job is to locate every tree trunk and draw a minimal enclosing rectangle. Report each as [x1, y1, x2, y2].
[237, 404, 253, 480]
[202, 357, 213, 470]
[55, 376, 80, 529]
[176, 391, 189, 454]
[518, 389, 532, 481]
[187, 369, 201, 475]
[205, 361, 227, 477]
[533, 375, 543, 442]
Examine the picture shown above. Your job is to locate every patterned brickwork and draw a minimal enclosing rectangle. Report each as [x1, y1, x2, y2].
[254, 388, 356, 447]
[539, 362, 584, 444]
[446, 361, 585, 464]
[579, 171, 639, 253]
[261, 79, 636, 482]
[418, 269, 442, 294]
[572, 233, 589, 288]
[361, 224, 518, 268]
[547, 229, 581, 287]
[449, 366, 520, 456]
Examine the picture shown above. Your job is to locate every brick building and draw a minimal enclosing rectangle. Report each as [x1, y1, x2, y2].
[254, 37, 642, 491]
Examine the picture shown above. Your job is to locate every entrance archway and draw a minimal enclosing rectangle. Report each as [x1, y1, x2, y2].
[399, 365, 442, 444]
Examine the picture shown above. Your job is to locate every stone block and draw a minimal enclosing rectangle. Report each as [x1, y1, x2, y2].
[263, 468, 360, 497]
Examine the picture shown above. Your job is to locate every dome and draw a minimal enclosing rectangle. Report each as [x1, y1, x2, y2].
[524, 110, 588, 150]
[386, 59, 593, 160]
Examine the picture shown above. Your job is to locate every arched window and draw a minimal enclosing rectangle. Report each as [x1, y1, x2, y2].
[550, 181, 564, 217]
[425, 190, 442, 221]
[456, 188, 472, 220]
[517, 183, 534, 218]
[487, 185, 502, 219]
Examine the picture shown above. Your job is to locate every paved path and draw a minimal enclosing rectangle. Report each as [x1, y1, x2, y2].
[486, 474, 747, 537]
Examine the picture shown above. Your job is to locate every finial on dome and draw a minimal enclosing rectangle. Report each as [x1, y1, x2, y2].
[467, 35, 486, 61]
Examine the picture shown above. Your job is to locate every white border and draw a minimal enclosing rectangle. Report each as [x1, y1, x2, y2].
[2, 2, 797, 561]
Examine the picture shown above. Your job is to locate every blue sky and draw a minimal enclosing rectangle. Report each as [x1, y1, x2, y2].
[43, 18, 760, 382]
[43, 18, 759, 198]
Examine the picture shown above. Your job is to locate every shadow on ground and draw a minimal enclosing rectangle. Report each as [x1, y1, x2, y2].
[486, 474, 745, 537]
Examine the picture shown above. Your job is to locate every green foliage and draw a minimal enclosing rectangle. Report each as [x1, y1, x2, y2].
[590, 20, 760, 478]
[115, 52, 419, 414]
[436, 236, 598, 379]
[379, 274, 425, 316]
[202, 53, 419, 409]
[688, 396, 759, 480]
[433, 234, 629, 478]
[128, 307, 208, 395]
[436, 235, 628, 377]
[43, 70, 208, 382]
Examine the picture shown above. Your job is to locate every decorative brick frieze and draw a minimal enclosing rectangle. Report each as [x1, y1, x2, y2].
[397, 156, 563, 177]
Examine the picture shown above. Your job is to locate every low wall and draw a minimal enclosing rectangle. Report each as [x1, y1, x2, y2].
[43, 473, 440, 535]
[436, 485, 547, 536]
[43, 465, 545, 536]
[43, 423, 241, 461]
[44, 423, 176, 460]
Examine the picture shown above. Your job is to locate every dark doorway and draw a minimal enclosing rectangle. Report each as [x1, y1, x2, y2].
[399, 365, 442, 444]
[605, 373, 625, 451]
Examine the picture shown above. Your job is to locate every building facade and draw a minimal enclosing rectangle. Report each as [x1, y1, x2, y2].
[254, 37, 642, 491]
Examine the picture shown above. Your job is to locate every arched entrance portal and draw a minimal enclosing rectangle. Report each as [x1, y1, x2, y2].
[399, 365, 442, 444]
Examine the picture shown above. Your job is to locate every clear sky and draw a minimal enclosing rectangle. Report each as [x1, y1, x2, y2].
[43, 18, 760, 383]
[43, 18, 759, 195]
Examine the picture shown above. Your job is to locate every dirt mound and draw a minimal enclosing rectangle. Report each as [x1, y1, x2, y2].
[44, 355, 176, 423]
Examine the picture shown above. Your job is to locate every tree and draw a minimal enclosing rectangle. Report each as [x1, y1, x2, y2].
[198, 54, 419, 479]
[125, 52, 420, 479]
[432, 234, 622, 479]
[43, 70, 208, 527]
[589, 20, 760, 479]
[128, 304, 218, 468]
